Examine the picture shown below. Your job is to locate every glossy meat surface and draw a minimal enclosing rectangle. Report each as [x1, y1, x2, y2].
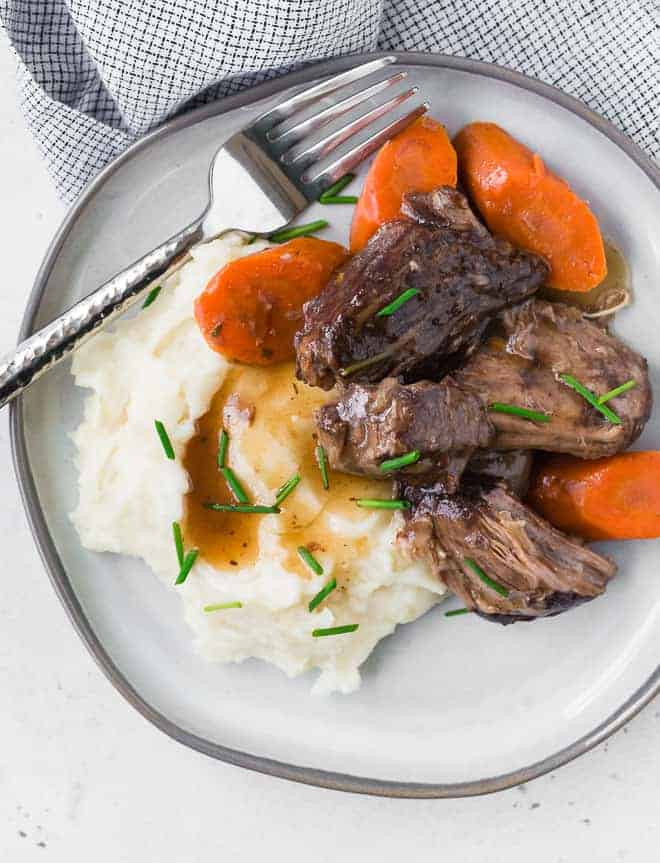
[296, 187, 548, 389]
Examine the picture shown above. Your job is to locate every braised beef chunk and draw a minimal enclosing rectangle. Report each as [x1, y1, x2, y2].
[313, 297, 650, 488]
[316, 376, 493, 491]
[455, 299, 652, 459]
[400, 481, 616, 623]
[465, 449, 534, 497]
[295, 187, 548, 389]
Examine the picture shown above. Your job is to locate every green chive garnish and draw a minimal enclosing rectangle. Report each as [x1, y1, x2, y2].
[142, 285, 162, 309]
[308, 577, 337, 612]
[221, 466, 249, 504]
[217, 429, 229, 469]
[376, 288, 420, 317]
[445, 607, 470, 617]
[380, 450, 421, 473]
[204, 503, 280, 514]
[488, 403, 552, 423]
[275, 473, 301, 506]
[172, 521, 184, 567]
[312, 624, 359, 637]
[245, 234, 257, 245]
[204, 601, 243, 612]
[175, 548, 199, 585]
[297, 546, 324, 576]
[356, 498, 411, 510]
[319, 194, 358, 205]
[316, 445, 329, 490]
[464, 557, 509, 598]
[597, 378, 637, 404]
[339, 350, 391, 377]
[319, 173, 355, 202]
[270, 220, 328, 243]
[155, 420, 175, 460]
[559, 374, 621, 424]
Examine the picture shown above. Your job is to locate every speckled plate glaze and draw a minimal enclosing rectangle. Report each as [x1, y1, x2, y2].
[11, 53, 660, 798]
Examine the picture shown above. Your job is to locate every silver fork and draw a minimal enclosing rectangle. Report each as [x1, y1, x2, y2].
[0, 56, 428, 409]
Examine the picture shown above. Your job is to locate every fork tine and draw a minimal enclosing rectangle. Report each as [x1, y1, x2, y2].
[267, 71, 408, 146]
[303, 102, 430, 188]
[254, 56, 397, 131]
[280, 87, 419, 168]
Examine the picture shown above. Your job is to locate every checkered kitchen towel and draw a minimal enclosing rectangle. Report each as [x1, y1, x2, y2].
[1, 1, 657, 202]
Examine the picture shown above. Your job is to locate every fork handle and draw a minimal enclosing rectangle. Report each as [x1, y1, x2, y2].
[0, 218, 205, 410]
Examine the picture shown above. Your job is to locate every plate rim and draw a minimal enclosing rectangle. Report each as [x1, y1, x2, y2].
[10, 51, 660, 799]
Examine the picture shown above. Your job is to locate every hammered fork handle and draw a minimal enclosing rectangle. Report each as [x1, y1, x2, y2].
[0, 218, 205, 410]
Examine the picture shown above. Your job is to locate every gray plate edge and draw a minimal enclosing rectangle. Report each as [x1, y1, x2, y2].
[10, 51, 660, 799]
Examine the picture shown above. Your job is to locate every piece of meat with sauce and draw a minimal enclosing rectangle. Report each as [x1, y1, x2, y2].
[455, 299, 651, 459]
[399, 480, 617, 623]
[296, 186, 548, 389]
[465, 448, 534, 497]
[314, 299, 648, 485]
[315, 380, 532, 494]
[316, 376, 494, 491]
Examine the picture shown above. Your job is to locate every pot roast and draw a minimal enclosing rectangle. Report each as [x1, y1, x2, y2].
[316, 298, 651, 483]
[400, 480, 617, 623]
[293, 182, 650, 626]
[296, 186, 548, 389]
[316, 376, 494, 491]
[455, 299, 651, 458]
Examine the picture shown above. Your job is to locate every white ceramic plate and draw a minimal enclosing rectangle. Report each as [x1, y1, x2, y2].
[11, 54, 660, 797]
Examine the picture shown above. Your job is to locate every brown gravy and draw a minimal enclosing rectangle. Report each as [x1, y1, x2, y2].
[183, 362, 390, 578]
[182, 369, 260, 569]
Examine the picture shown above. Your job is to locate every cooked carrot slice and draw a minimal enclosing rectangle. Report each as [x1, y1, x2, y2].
[528, 451, 660, 541]
[454, 122, 607, 292]
[349, 116, 458, 252]
[195, 238, 348, 365]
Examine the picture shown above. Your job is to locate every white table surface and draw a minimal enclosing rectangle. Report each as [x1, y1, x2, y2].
[0, 31, 657, 863]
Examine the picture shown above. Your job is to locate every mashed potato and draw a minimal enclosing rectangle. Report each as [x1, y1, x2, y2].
[71, 234, 445, 694]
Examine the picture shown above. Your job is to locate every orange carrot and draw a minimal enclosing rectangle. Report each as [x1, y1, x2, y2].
[195, 238, 348, 365]
[453, 122, 607, 292]
[528, 452, 660, 541]
[349, 116, 457, 252]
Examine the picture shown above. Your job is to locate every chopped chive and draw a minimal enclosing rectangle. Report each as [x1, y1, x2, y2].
[316, 445, 329, 490]
[319, 173, 355, 201]
[275, 473, 301, 506]
[221, 466, 249, 504]
[488, 403, 552, 423]
[217, 429, 229, 468]
[312, 624, 359, 637]
[269, 220, 328, 243]
[154, 420, 175, 460]
[376, 288, 420, 317]
[445, 607, 470, 617]
[175, 548, 199, 585]
[559, 374, 621, 424]
[319, 194, 358, 205]
[204, 601, 243, 612]
[380, 450, 421, 473]
[339, 350, 391, 377]
[245, 234, 257, 245]
[356, 498, 411, 510]
[308, 577, 337, 612]
[142, 285, 162, 309]
[597, 378, 637, 404]
[204, 503, 280, 514]
[464, 557, 509, 598]
[172, 521, 184, 567]
[297, 546, 324, 576]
